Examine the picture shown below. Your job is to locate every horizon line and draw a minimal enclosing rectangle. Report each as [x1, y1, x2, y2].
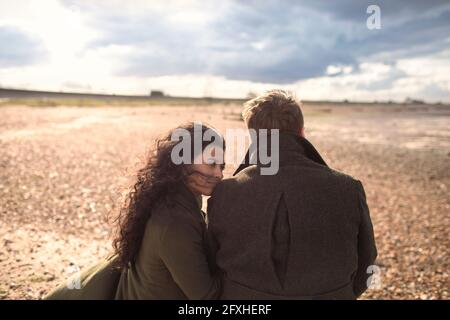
[0, 86, 447, 106]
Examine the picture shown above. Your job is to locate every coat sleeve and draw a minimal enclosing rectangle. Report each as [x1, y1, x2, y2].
[44, 255, 120, 300]
[159, 218, 221, 300]
[353, 180, 378, 298]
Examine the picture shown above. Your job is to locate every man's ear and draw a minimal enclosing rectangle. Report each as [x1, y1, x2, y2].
[300, 127, 305, 137]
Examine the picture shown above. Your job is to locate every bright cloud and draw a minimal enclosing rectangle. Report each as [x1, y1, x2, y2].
[0, 0, 449, 102]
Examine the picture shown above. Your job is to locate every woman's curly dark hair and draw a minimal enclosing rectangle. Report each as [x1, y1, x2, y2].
[111, 122, 224, 270]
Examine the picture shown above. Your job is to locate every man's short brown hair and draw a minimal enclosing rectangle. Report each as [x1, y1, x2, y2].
[242, 89, 304, 134]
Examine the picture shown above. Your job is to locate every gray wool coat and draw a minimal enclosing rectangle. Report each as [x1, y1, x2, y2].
[207, 132, 377, 300]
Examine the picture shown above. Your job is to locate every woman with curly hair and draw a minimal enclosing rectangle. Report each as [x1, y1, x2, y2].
[45, 122, 225, 300]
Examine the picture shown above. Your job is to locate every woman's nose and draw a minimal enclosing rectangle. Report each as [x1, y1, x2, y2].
[214, 165, 223, 180]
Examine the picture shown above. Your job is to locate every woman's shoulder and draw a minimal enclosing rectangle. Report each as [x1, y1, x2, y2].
[145, 200, 202, 241]
[151, 199, 198, 221]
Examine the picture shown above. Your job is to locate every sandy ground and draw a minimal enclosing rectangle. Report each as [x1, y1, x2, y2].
[0, 103, 449, 299]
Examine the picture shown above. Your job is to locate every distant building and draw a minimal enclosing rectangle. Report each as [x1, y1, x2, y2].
[246, 91, 258, 99]
[150, 90, 164, 97]
[404, 97, 424, 104]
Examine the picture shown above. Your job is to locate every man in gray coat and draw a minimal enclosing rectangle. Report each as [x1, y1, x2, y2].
[207, 90, 377, 299]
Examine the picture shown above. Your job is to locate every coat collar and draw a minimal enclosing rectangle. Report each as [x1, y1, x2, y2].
[171, 183, 205, 222]
[233, 131, 328, 176]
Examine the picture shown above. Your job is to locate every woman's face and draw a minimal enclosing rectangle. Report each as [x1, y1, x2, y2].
[185, 147, 225, 196]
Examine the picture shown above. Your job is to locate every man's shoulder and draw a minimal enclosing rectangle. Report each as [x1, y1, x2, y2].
[210, 176, 237, 199]
[310, 166, 364, 197]
[233, 163, 360, 185]
[324, 166, 360, 184]
[212, 166, 259, 194]
[211, 164, 362, 200]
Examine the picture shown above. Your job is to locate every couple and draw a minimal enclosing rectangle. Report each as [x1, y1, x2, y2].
[45, 90, 377, 300]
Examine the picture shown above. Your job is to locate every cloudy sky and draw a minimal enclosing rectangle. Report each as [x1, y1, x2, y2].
[1, 0, 450, 102]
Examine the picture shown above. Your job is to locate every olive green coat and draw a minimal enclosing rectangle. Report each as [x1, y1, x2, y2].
[115, 184, 221, 299]
[45, 184, 221, 300]
[44, 254, 121, 300]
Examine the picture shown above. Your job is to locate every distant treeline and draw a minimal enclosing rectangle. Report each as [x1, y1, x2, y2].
[0, 87, 446, 107]
[0, 87, 246, 104]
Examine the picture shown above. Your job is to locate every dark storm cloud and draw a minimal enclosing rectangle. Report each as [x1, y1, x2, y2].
[76, 0, 450, 83]
[294, 0, 450, 22]
[0, 25, 46, 67]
